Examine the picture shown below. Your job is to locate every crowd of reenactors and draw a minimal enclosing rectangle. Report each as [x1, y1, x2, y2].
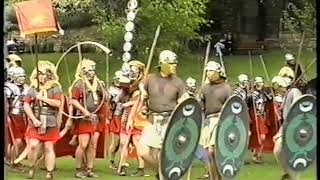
[4, 50, 314, 180]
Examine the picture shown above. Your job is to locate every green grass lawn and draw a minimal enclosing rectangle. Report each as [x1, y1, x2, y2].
[6, 154, 316, 180]
[7, 49, 316, 179]
[18, 49, 316, 93]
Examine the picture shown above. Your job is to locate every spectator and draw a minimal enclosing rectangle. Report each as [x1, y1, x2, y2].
[213, 38, 225, 57]
[7, 38, 18, 54]
[225, 32, 234, 55]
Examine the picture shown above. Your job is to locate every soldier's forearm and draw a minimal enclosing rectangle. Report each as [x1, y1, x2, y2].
[70, 99, 90, 115]
[23, 103, 38, 122]
[41, 98, 61, 108]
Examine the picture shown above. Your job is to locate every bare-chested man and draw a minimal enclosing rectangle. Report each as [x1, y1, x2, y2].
[23, 61, 63, 179]
[199, 61, 232, 180]
[137, 50, 187, 179]
[68, 59, 108, 178]
[274, 67, 302, 180]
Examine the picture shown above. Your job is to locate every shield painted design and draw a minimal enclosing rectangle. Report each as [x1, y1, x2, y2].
[281, 95, 316, 172]
[215, 95, 250, 179]
[160, 98, 202, 180]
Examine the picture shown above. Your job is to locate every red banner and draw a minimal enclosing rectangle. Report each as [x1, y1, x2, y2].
[15, 0, 63, 37]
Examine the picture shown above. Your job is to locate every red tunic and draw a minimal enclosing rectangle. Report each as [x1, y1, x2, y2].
[109, 115, 122, 134]
[71, 81, 108, 135]
[248, 100, 278, 153]
[24, 87, 62, 143]
[69, 80, 109, 158]
[8, 114, 27, 139]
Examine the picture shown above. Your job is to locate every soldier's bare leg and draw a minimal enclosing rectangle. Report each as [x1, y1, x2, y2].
[108, 132, 120, 169]
[117, 133, 130, 175]
[132, 135, 145, 170]
[6, 144, 12, 164]
[14, 138, 30, 164]
[137, 142, 159, 172]
[75, 134, 89, 178]
[273, 137, 300, 180]
[207, 146, 221, 180]
[253, 134, 266, 164]
[27, 138, 42, 178]
[44, 141, 55, 179]
[10, 138, 25, 163]
[86, 132, 100, 177]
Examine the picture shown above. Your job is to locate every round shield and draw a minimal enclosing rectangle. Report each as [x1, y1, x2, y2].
[125, 21, 135, 32]
[160, 98, 202, 180]
[124, 32, 133, 42]
[127, 0, 138, 10]
[123, 42, 132, 52]
[122, 52, 131, 62]
[281, 95, 316, 172]
[215, 95, 250, 179]
[127, 11, 136, 21]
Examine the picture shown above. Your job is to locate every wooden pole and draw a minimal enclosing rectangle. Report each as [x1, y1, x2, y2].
[201, 41, 211, 87]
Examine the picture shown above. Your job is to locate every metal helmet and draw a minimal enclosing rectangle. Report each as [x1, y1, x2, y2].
[254, 76, 264, 84]
[128, 60, 145, 71]
[158, 50, 177, 65]
[285, 53, 295, 61]
[205, 61, 221, 72]
[205, 61, 226, 79]
[114, 70, 123, 80]
[112, 70, 130, 85]
[186, 77, 196, 88]
[278, 66, 295, 79]
[271, 76, 282, 84]
[158, 50, 178, 75]
[280, 77, 292, 87]
[13, 67, 26, 77]
[7, 66, 16, 81]
[80, 58, 96, 72]
[238, 74, 249, 82]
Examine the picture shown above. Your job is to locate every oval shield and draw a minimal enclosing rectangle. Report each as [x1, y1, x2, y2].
[215, 95, 250, 179]
[160, 98, 202, 180]
[281, 95, 316, 172]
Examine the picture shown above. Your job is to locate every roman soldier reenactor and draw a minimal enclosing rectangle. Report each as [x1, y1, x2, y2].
[233, 74, 251, 104]
[5, 67, 28, 171]
[185, 77, 199, 98]
[249, 76, 273, 164]
[199, 61, 232, 180]
[273, 71, 302, 180]
[68, 59, 109, 178]
[23, 61, 63, 179]
[107, 70, 129, 170]
[137, 50, 187, 180]
[117, 60, 148, 176]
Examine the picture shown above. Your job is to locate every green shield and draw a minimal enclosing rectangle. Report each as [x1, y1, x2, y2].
[160, 98, 202, 180]
[215, 95, 250, 179]
[281, 95, 316, 172]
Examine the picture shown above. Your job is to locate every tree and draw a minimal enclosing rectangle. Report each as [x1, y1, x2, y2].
[282, 0, 315, 37]
[94, 0, 209, 56]
[280, 0, 315, 52]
